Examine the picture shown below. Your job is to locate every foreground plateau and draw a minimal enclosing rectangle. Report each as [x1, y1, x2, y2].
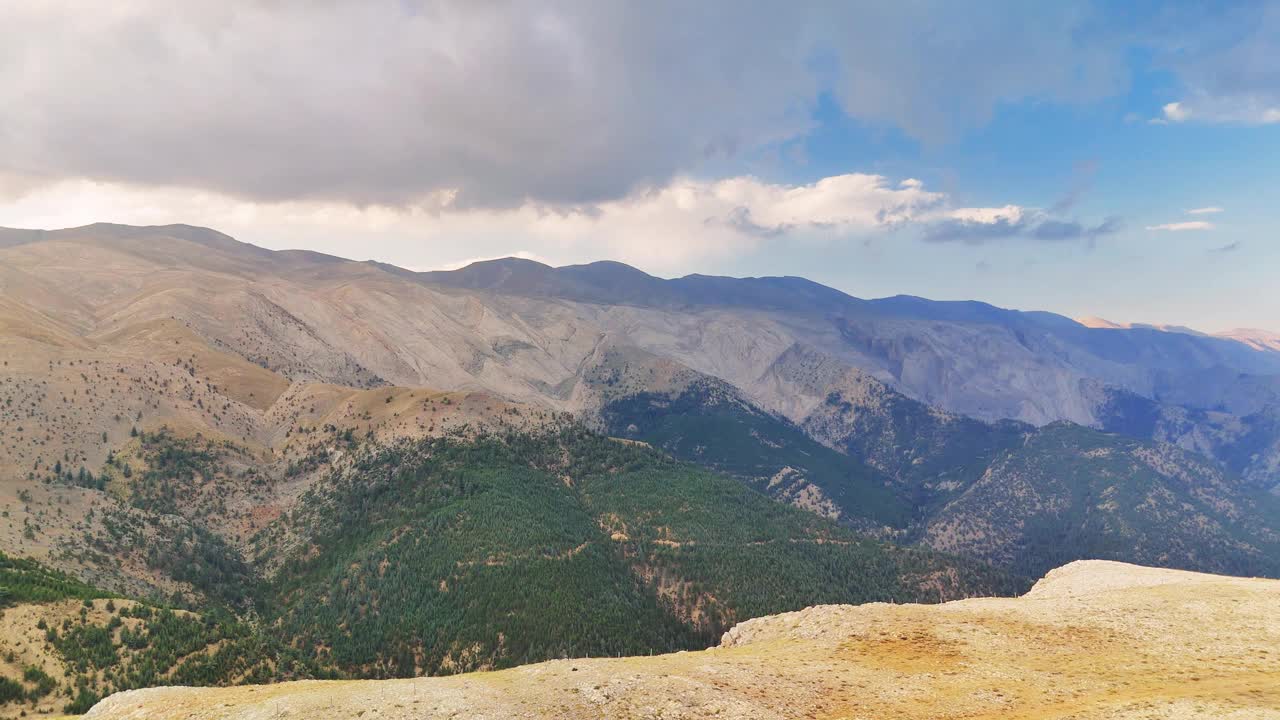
[84, 560, 1280, 720]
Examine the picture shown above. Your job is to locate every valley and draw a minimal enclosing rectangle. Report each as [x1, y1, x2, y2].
[1, 223, 1279, 716]
[7, 5, 1280, 717]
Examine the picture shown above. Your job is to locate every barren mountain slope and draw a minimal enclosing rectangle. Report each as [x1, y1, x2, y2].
[83, 560, 1280, 720]
[5, 223, 1280, 589]
[6, 223, 1280, 432]
[6, 224, 1280, 507]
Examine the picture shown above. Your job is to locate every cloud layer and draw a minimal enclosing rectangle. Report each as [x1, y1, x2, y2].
[924, 207, 1122, 244]
[1152, 4, 1280, 126]
[0, 171, 1120, 276]
[1146, 221, 1213, 232]
[0, 1, 1127, 209]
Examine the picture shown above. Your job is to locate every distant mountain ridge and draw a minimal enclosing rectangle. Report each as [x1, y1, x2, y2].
[419, 252, 1279, 357]
[1077, 315, 1280, 356]
[417, 255, 864, 314]
[3, 222, 1278, 484]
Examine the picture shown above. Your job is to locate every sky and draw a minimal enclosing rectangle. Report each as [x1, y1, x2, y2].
[1, 1, 1278, 332]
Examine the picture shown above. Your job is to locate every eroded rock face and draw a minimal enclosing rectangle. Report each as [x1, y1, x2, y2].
[86, 560, 1280, 720]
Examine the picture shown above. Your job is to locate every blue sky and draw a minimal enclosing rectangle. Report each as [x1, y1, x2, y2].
[729, 72, 1280, 329]
[0, 1, 1277, 331]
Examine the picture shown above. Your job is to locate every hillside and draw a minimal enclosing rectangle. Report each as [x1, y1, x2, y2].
[0, 551, 323, 718]
[2, 224, 1278, 598]
[257, 428, 1013, 677]
[597, 374, 907, 529]
[0, 427, 1015, 717]
[603, 351, 1280, 578]
[82, 560, 1280, 720]
[922, 422, 1280, 578]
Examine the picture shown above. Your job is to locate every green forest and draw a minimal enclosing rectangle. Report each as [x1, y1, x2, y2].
[3, 424, 1020, 715]
[267, 428, 1018, 676]
[599, 380, 911, 527]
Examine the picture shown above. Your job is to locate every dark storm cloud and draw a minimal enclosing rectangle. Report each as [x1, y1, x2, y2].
[0, 1, 1127, 208]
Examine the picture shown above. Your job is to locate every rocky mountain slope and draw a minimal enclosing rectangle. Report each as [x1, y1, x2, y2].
[82, 560, 1280, 720]
[5, 223, 1279, 429]
[603, 352, 1280, 578]
[3, 223, 1279, 590]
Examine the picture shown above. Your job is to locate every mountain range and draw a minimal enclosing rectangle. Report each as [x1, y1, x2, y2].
[1, 222, 1279, 715]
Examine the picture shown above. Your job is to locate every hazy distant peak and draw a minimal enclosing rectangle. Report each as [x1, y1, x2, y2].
[1216, 328, 1280, 353]
[0, 226, 48, 249]
[462, 256, 556, 272]
[565, 259, 657, 276]
[418, 256, 566, 295]
[1072, 315, 1280, 357]
[0, 221, 267, 259]
[1075, 315, 1126, 330]
[1075, 315, 1209, 337]
[66, 222, 244, 247]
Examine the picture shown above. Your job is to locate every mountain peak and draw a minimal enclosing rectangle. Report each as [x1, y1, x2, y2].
[1074, 315, 1210, 338]
[461, 256, 555, 272]
[1075, 315, 1126, 330]
[0, 221, 266, 259]
[418, 256, 561, 293]
[1216, 328, 1280, 353]
[566, 259, 654, 275]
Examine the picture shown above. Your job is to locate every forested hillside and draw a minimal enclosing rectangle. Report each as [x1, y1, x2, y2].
[923, 422, 1280, 579]
[0, 551, 325, 717]
[603, 372, 1280, 580]
[599, 379, 908, 528]
[3, 424, 1015, 716]
[264, 428, 1015, 677]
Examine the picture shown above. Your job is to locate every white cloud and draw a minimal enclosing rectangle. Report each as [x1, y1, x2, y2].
[1155, 98, 1280, 126]
[1153, 5, 1280, 127]
[923, 206, 1121, 245]
[1146, 221, 1214, 232]
[0, 173, 952, 274]
[947, 205, 1026, 225]
[1162, 102, 1192, 122]
[1186, 207, 1223, 215]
